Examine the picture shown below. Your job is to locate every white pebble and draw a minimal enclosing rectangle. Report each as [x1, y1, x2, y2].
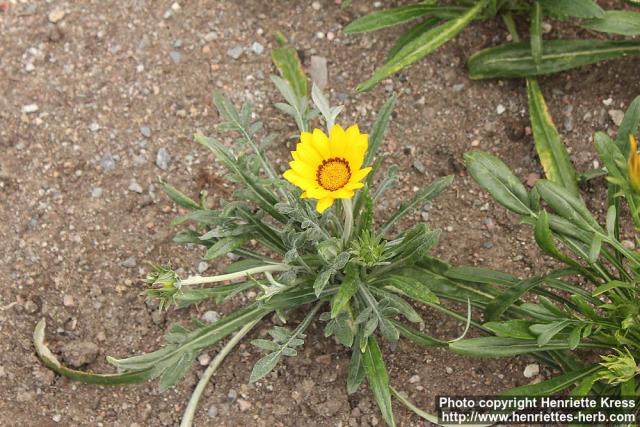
[312, 1, 321, 10]
[496, 104, 506, 114]
[523, 363, 539, 378]
[21, 104, 39, 114]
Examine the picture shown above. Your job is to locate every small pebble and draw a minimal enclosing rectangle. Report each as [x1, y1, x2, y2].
[496, 104, 506, 115]
[121, 257, 137, 268]
[311, 1, 321, 10]
[89, 122, 100, 132]
[100, 153, 116, 171]
[309, 55, 328, 89]
[140, 126, 151, 138]
[523, 363, 539, 378]
[156, 148, 171, 170]
[413, 160, 426, 174]
[21, 104, 39, 114]
[251, 42, 264, 55]
[52, 414, 62, 423]
[237, 399, 252, 412]
[91, 187, 103, 198]
[608, 109, 624, 127]
[445, 366, 453, 374]
[227, 389, 238, 402]
[48, 9, 65, 23]
[227, 46, 244, 60]
[169, 51, 182, 64]
[197, 261, 209, 273]
[622, 240, 635, 250]
[408, 375, 420, 384]
[207, 406, 218, 418]
[63, 295, 75, 307]
[202, 310, 220, 323]
[198, 353, 211, 366]
[315, 31, 325, 39]
[128, 181, 143, 193]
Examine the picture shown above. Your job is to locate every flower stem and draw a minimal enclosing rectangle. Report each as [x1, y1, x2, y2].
[180, 264, 289, 287]
[180, 317, 262, 427]
[342, 198, 353, 244]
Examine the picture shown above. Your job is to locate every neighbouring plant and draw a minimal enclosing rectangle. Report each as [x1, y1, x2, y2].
[346, 0, 640, 206]
[451, 96, 640, 407]
[346, 0, 640, 91]
[32, 61, 498, 425]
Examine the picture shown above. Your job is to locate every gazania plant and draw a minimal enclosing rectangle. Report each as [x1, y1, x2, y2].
[452, 96, 640, 407]
[32, 67, 481, 425]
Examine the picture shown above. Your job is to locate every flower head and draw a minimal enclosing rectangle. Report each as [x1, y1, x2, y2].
[628, 134, 640, 193]
[283, 125, 371, 213]
[598, 348, 639, 385]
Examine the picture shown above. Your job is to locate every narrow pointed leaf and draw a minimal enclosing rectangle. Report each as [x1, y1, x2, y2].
[362, 337, 396, 427]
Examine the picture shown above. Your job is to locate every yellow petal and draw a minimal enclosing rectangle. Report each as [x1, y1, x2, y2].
[350, 167, 372, 183]
[289, 160, 316, 180]
[316, 197, 334, 213]
[345, 181, 365, 190]
[333, 188, 355, 199]
[312, 128, 330, 159]
[329, 124, 346, 158]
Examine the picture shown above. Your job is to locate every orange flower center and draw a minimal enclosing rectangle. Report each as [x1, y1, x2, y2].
[316, 158, 351, 191]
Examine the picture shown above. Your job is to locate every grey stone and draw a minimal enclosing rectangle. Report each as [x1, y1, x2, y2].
[89, 122, 100, 132]
[227, 389, 238, 402]
[121, 256, 137, 268]
[91, 187, 103, 198]
[100, 153, 116, 171]
[609, 109, 624, 127]
[309, 56, 328, 90]
[197, 261, 209, 273]
[412, 160, 426, 174]
[21, 104, 39, 114]
[128, 180, 143, 193]
[140, 126, 151, 138]
[226, 46, 244, 59]
[61, 341, 99, 368]
[251, 42, 264, 55]
[452, 83, 465, 93]
[169, 51, 182, 64]
[207, 406, 218, 418]
[156, 148, 170, 170]
[202, 310, 220, 323]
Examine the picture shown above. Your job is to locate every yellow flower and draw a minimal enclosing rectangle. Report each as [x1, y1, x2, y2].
[283, 124, 371, 213]
[628, 134, 640, 193]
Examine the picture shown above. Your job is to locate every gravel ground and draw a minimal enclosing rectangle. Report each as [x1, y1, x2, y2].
[1, 1, 639, 426]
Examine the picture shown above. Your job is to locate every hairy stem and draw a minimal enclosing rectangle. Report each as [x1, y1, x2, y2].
[180, 317, 262, 427]
[180, 264, 289, 286]
[342, 198, 353, 244]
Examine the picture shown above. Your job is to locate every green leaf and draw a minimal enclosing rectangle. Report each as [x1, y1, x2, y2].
[530, 320, 572, 346]
[387, 18, 441, 60]
[534, 180, 601, 232]
[362, 337, 396, 427]
[345, 5, 462, 34]
[483, 320, 536, 339]
[347, 347, 365, 394]
[331, 264, 360, 317]
[445, 266, 516, 286]
[592, 280, 636, 296]
[250, 352, 280, 383]
[567, 325, 583, 350]
[530, 2, 543, 65]
[33, 319, 155, 385]
[534, 210, 582, 268]
[615, 96, 640, 151]
[205, 236, 248, 260]
[159, 179, 201, 210]
[464, 151, 532, 216]
[582, 11, 640, 36]
[502, 365, 601, 396]
[357, 0, 489, 91]
[484, 276, 545, 321]
[587, 234, 602, 262]
[527, 78, 579, 195]
[381, 275, 439, 305]
[314, 268, 334, 297]
[450, 336, 580, 357]
[468, 40, 640, 80]
[538, 0, 604, 20]
[364, 94, 397, 168]
[271, 33, 307, 98]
